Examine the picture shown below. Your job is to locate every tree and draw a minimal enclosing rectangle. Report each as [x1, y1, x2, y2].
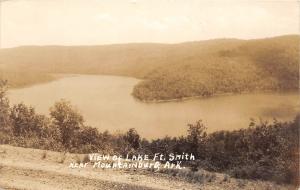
[50, 99, 84, 149]
[186, 120, 207, 158]
[75, 126, 100, 152]
[10, 103, 46, 137]
[124, 128, 140, 150]
[0, 80, 11, 134]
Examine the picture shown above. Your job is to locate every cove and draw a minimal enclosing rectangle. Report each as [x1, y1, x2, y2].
[8, 74, 300, 139]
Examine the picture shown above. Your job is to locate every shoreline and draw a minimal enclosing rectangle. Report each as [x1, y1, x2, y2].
[133, 89, 299, 104]
[6, 73, 299, 104]
[7, 74, 63, 90]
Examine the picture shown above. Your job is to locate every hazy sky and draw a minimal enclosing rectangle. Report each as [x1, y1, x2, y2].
[0, 0, 299, 48]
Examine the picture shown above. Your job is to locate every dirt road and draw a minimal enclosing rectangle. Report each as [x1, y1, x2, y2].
[0, 145, 295, 190]
[0, 145, 202, 190]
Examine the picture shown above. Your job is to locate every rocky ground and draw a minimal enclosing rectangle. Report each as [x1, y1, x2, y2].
[0, 145, 296, 190]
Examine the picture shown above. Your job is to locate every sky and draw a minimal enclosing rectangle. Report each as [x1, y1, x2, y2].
[0, 0, 299, 48]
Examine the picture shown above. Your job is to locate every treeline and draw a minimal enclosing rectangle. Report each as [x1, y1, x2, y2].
[133, 35, 299, 101]
[0, 70, 57, 89]
[0, 80, 299, 185]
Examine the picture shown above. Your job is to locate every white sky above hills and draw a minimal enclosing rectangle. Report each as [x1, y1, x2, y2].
[0, 0, 299, 48]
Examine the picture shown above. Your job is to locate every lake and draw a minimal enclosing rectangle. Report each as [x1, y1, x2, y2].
[8, 75, 300, 139]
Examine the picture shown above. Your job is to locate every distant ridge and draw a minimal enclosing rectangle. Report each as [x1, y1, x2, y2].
[0, 35, 299, 101]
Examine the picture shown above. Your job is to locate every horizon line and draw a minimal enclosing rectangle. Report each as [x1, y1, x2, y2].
[0, 33, 299, 49]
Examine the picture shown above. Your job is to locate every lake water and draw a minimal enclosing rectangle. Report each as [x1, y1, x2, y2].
[8, 75, 300, 139]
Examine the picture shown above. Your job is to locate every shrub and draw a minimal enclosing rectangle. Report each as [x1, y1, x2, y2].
[50, 99, 84, 149]
[0, 80, 11, 135]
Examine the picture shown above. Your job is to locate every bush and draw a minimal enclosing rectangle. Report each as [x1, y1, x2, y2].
[0, 80, 11, 135]
[50, 99, 84, 149]
[146, 118, 299, 184]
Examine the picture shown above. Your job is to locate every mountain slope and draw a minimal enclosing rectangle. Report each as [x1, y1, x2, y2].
[0, 35, 298, 100]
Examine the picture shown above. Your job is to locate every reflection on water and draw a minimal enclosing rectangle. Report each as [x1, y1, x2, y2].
[8, 75, 300, 139]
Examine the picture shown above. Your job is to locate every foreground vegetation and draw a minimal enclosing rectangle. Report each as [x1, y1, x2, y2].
[0, 80, 298, 186]
[0, 35, 298, 100]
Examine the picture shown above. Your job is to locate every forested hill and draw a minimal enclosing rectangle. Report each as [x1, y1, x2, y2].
[0, 35, 299, 101]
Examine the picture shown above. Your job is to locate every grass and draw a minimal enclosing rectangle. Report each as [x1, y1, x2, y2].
[158, 167, 217, 183]
[57, 153, 67, 164]
[41, 151, 47, 160]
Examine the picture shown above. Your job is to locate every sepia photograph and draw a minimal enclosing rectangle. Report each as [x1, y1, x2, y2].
[0, 0, 299, 189]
